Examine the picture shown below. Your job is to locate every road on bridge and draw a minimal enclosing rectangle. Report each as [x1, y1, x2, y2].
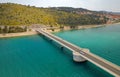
[36, 29, 120, 77]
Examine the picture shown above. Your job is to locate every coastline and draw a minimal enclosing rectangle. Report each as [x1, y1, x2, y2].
[0, 23, 120, 38]
[0, 31, 37, 38]
[47, 24, 112, 33]
[46, 25, 103, 33]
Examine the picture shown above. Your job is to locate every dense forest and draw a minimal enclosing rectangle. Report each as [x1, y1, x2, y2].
[0, 3, 108, 26]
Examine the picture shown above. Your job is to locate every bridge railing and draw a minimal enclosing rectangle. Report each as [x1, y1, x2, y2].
[36, 29, 120, 77]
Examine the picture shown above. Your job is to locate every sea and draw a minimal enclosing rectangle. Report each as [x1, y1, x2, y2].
[0, 24, 120, 77]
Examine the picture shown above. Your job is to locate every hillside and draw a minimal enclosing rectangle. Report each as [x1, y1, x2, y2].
[0, 3, 114, 26]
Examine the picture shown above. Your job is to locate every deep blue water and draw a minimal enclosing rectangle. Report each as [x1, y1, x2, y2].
[0, 24, 120, 77]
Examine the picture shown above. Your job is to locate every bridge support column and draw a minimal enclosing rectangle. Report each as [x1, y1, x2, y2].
[73, 51, 86, 62]
[73, 48, 89, 62]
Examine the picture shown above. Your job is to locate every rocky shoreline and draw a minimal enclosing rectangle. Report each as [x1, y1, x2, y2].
[0, 23, 119, 38]
[46, 24, 106, 33]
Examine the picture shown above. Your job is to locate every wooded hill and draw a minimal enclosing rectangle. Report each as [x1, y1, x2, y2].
[0, 3, 108, 26]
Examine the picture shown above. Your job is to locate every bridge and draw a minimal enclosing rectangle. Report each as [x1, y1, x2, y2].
[35, 28, 120, 77]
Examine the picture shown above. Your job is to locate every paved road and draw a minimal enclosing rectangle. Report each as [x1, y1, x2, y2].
[36, 29, 120, 77]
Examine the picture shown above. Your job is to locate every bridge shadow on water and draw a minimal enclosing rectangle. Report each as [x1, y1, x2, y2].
[38, 34, 73, 57]
[72, 61, 113, 77]
[38, 34, 113, 77]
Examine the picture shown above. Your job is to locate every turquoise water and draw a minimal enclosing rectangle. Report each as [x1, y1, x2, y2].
[54, 24, 120, 66]
[0, 24, 120, 77]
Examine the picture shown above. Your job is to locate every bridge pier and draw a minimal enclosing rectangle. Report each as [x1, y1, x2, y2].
[60, 46, 64, 50]
[73, 48, 89, 62]
[35, 29, 120, 76]
[49, 39, 53, 42]
[73, 51, 86, 62]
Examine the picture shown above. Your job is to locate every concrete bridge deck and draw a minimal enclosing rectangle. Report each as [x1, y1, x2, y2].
[35, 29, 120, 77]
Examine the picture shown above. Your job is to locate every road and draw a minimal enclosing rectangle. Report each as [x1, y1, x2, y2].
[36, 29, 120, 77]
